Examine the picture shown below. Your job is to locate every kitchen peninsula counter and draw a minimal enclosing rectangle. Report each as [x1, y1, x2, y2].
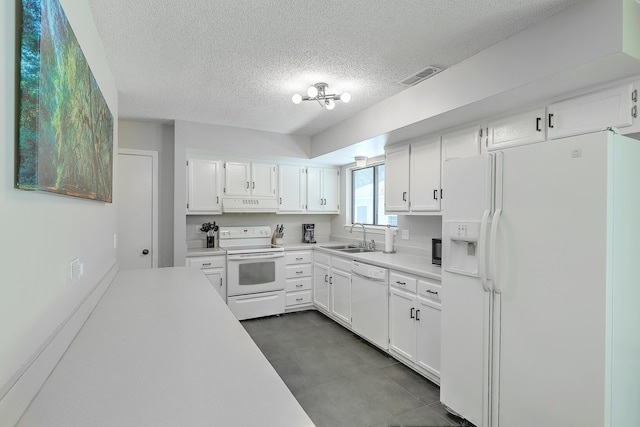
[17, 268, 314, 427]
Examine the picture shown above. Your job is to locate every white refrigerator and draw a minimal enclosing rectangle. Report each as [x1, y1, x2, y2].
[439, 130, 640, 427]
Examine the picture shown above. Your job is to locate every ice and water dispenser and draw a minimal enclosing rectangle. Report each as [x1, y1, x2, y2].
[444, 221, 482, 276]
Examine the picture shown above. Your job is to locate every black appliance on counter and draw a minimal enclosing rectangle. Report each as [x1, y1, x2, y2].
[302, 224, 316, 243]
[432, 238, 442, 265]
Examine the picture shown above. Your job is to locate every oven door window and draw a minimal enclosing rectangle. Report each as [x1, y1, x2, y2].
[238, 261, 276, 286]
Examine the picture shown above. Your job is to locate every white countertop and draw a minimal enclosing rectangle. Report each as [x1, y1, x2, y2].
[17, 268, 314, 427]
[186, 247, 226, 257]
[281, 242, 441, 280]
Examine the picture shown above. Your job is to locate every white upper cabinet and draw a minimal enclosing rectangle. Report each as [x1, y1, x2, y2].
[547, 84, 635, 140]
[441, 125, 481, 161]
[278, 165, 307, 213]
[186, 158, 222, 214]
[409, 138, 441, 212]
[251, 163, 277, 197]
[486, 108, 546, 151]
[306, 167, 340, 213]
[385, 145, 410, 212]
[224, 162, 276, 198]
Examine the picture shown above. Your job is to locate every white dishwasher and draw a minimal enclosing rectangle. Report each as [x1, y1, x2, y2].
[351, 260, 389, 350]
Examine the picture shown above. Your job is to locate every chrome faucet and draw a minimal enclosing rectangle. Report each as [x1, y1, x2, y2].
[350, 223, 367, 247]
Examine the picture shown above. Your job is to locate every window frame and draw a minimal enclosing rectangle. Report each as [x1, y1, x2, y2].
[349, 162, 397, 227]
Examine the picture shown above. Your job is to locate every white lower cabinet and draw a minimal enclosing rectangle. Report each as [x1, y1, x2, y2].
[185, 255, 226, 301]
[389, 271, 441, 383]
[284, 250, 313, 310]
[312, 252, 351, 326]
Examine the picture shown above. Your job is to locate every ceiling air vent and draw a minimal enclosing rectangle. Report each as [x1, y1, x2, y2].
[397, 66, 443, 87]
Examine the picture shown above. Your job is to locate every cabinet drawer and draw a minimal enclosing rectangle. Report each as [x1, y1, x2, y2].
[390, 271, 417, 293]
[418, 279, 441, 302]
[285, 251, 312, 265]
[314, 252, 330, 265]
[331, 256, 352, 272]
[286, 290, 312, 307]
[286, 264, 312, 279]
[285, 277, 312, 292]
[186, 256, 225, 269]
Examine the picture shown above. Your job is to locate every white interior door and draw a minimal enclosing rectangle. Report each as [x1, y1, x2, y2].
[117, 149, 158, 270]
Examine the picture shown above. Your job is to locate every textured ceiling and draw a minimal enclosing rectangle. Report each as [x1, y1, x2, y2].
[88, 0, 582, 138]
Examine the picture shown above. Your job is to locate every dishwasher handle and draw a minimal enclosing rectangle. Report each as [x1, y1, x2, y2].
[351, 270, 387, 283]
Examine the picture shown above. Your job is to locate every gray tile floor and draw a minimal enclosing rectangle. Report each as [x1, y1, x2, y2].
[241, 310, 465, 427]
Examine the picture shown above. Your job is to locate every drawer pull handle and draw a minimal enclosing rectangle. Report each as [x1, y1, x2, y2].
[296, 284, 303, 288]
[296, 270, 304, 274]
[296, 298, 303, 302]
[295, 257, 303, 260]
[202, 263, 211, 266]
[396, 281, 406, 286]
[426, 289, 439, 295]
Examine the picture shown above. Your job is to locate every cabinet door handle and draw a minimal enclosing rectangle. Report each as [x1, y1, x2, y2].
[252, 182, 255, 189]
[433, 189, 438, 200]
[246, 181, 250, 189]
[548, 113, 555, 129]
[219, 278, 223, 286]
[325, 274, 328, 283]
[329, 276, 333, 285]
[410, 307, 415, 319]
[536, 117, 542, 132]
[416, 309, 421, 321]
[280, 197, 282, 204]
[402, 192, 407, 201]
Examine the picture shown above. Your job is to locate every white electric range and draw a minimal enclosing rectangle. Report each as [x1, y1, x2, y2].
[218, 226, 285, 320]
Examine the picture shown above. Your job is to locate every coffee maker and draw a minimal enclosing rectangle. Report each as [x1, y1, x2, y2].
[302, 224, 316, 244]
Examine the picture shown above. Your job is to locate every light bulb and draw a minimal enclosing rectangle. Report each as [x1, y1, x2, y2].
[307, 85, 318, 98]
[340, 92, 351, 103]
[292, 93, 302, 104]
[326, 99, 335, 110]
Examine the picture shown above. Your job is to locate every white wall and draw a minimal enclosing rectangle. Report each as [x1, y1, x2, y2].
[0, 0, 118, 395]
[119, 120, 175, 267]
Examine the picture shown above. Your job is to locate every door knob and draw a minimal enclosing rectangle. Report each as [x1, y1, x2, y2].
[142, 249, 149, 255]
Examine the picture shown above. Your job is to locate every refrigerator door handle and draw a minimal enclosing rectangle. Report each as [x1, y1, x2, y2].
[478, 209, 491, 292]
[490, 208, 503, 294]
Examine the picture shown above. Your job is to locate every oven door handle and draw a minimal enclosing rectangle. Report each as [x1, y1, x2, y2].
[227, 253, 285, 261]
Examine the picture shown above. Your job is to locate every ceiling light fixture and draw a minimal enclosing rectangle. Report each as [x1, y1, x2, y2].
[354, 156, 367, 167]
[292, 83, 351, 110]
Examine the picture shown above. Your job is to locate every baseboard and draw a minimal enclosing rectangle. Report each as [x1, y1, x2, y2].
[0, 263, 119, 427]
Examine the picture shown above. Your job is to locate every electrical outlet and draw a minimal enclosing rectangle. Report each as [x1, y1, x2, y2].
[401, 229, 409, 240]
[70, 258, 84, 279]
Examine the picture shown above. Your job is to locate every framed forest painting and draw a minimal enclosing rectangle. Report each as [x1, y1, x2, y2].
[16, 0, 114, 202]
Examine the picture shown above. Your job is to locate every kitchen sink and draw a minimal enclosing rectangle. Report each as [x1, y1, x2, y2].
[338, 247, 377, 253]
[320, 244, 358, 250]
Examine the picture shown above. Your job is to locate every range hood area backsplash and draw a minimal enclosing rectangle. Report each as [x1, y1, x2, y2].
[186, 214, 442, 257]
[186, 214, 332, 245]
